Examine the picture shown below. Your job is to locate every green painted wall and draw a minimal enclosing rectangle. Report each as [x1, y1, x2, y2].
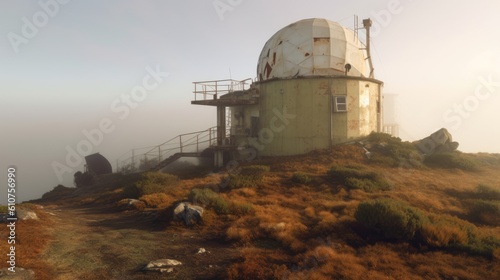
[230, 77, 382, 156]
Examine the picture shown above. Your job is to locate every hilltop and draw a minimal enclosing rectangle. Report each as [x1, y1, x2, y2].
[1, 133, 500, 279]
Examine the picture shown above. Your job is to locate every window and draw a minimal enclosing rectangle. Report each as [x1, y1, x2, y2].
[333, 96, 347, 112]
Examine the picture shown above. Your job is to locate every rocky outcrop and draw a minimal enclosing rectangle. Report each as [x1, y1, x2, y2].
[15, 209, 38, 221]
[414, 128, 459, 155]
[173, 202, 203, 226]
[143, 259, 182, 273]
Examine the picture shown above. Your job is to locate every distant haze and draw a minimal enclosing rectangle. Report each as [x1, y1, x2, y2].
[1, 0, 499, 202]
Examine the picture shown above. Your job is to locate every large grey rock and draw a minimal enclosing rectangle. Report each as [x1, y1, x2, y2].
[173, 202, 203, 226]
[0, 268, 35, 280]
[414, 128, 459, 155]
[0, 213, 8, 223]
[143, 259, 182, 273]
[15, 210, 38, 221]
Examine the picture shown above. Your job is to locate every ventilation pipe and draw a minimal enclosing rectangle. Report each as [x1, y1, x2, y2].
[363, 18, 375, 78]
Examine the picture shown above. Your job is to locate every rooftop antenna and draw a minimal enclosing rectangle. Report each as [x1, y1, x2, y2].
[362, 18, 375, 79]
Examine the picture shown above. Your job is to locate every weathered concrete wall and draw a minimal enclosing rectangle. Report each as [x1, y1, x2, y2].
[230, 76, 382, 157]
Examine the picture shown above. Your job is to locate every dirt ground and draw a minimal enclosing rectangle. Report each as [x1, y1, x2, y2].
[40, 204, 239, 280]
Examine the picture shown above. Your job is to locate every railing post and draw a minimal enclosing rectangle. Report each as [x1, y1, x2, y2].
[179, 135, 183, 153]
[158, 146, 161, 162]
[209, 128, 212, 146]
[196, 134, 199, 153]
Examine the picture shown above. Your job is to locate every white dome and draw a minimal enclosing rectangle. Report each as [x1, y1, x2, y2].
[257, 18, 368, 81]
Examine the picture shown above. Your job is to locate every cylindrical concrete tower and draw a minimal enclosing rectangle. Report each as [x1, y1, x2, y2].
[230, 18, 384, 157]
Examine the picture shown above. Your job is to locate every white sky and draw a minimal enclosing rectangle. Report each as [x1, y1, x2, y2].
[1, 0, 500, 201]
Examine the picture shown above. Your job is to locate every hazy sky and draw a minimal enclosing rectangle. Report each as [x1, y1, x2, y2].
[1, 0, 500, 202]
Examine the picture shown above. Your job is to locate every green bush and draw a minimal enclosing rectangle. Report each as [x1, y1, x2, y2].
[469, 200, 500, 226]
[189, 188, 228, 214]
[460, 235, 500, 258]
[227, 165, 270, 189]
[424, 152, 480, 171]
[231, 201, 254, 215]
[188, 188, 253, 215]
[476, 184, 500, 200]
[355, 198, 427, 240]
[366, 132, 423, 168]
[291, 172, 312, 184]
[135, 172, 179, 196]
[421, 214, 475, 247]
[328, 165, 392, 192]
[345, 177, 391, 192]
[0, 205, 7, 213]
[189, 188, 220, 206]
[421, 213, 500, 257]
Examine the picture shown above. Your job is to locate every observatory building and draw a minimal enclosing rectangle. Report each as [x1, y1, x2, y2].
[192, 18, 384, 166]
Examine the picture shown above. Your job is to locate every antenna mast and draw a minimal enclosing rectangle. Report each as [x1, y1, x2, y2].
[363, 18, 375, 79]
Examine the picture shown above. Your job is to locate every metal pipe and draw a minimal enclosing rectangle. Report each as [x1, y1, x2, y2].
[363, 18, 375, 78]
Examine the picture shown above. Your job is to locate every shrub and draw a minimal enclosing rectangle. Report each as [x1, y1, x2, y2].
[0, 205, 7, 213]
[355, 198, 427, 240]
[212, 196, 231, 214]
[424, 152, 480, 171]
[231, 201, 254, 215]
[420, 214, 474, 247]
[291, 172, 312, 184]
[345, 177, 391, 192]
[476, 184, 500, 200]
[366, 132, 423, 168]
[226, 165, 270, 189]
[135, 172, 179, 196]
[460, 235, 500, 258]
[188, 188, 252, 215]
[469, 200, 500, 226]
[189, 188, 220, 206]
[328, 165, 392, 192]
[139, 193, 173, 208]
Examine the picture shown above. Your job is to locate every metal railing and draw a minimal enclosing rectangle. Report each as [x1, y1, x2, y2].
[382, 124, 400, 137]
[192, 78, 252, 101]
[116, 126, 232, 173]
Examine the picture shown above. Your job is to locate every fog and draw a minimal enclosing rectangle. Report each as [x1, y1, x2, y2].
[1, 0, 499, 202]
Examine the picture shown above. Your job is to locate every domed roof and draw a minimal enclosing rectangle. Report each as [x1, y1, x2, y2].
[257, 18, 368, 81]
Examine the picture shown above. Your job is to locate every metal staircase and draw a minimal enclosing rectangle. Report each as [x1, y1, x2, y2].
[116, 126, 228, 173]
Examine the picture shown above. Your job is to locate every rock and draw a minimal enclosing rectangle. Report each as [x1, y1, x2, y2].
[15, 210, 38, 221]
[143, 259, 182, 273]
[272, 222, 286, 232]
[173, 202, 203, 226]
[197, 248, 207, 254]
[0, 267, 35, 280]
[414, 128, 459, 155]
[0, 213, 8, 223]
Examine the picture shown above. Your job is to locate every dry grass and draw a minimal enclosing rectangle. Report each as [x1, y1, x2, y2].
[25, 142, 500, 279]
[216, 145, 500, 279]
[0, 205, 54, 279]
